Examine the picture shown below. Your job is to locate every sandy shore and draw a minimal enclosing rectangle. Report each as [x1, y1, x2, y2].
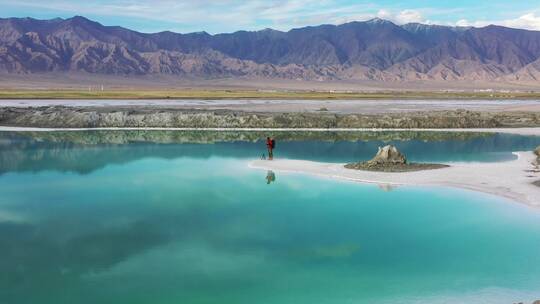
[1, 126, 540, 136]
[250, 151, 540, 207]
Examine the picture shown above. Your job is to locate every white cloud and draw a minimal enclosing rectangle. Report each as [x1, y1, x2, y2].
[374, 9, 427, 25]
[395, 9, 425, 24]
[0, 0, 428, 32]
[503, 13, 540, 30]
[454, 19, 489, 28]
[455, 19, 469, 27]
[376, 9, 392, 20]
[2, 0, 539, 33]
[2, 0, 377, 32]
[454, 12, 540, 30]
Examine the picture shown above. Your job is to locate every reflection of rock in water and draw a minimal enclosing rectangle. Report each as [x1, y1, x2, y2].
[378, 183, 397, 192]
[266, 171, 276, 184]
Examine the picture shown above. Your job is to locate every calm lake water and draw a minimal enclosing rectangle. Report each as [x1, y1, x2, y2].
[1, 131, 540, 304]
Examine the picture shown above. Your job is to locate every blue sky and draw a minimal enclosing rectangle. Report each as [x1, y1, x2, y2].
[1, 0, 539, 34]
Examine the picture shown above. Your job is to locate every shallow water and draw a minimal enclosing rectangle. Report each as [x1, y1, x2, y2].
[2, 131, 540, 175]
[1, 131, 540, 304]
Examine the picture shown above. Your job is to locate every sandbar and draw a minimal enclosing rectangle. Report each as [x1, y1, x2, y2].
[250, 152, 540, 207]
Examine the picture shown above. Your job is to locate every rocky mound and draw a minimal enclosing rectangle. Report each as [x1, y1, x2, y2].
[345, 145, 449, 172]
[535, 146, 540, 163]
[366, 145, 407, 165]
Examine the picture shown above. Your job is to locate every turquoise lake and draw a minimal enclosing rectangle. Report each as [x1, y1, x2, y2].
[0, 131, 540, 304]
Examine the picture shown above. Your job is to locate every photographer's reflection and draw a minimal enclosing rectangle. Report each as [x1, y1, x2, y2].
[266, 170, 276, 184]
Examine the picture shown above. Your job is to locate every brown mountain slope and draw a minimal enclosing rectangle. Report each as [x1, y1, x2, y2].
[1, 16, 540, 83]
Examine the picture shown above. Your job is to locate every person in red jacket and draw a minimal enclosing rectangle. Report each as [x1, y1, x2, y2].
[266, 137, 275, 160]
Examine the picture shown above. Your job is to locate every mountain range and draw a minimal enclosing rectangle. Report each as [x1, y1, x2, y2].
[1, 16, 540, 83]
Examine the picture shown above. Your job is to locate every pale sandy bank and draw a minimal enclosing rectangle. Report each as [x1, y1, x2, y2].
[250, 152, 540, 207]
[0, 99, 539, 114]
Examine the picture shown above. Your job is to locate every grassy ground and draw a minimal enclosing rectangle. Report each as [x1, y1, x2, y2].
[1, 89, 540, 100]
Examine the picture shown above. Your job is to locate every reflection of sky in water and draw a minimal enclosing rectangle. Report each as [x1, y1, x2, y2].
[1, 131, 540, 176]
[1, 155, 540, 304]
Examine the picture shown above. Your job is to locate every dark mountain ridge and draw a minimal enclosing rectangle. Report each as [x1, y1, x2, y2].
[1, 16, 540, 82]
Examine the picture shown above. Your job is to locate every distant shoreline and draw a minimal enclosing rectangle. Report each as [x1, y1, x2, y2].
[1, 127, 540, 136]
[1, 89, 540, 100]
[1, 101, 539, 129]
